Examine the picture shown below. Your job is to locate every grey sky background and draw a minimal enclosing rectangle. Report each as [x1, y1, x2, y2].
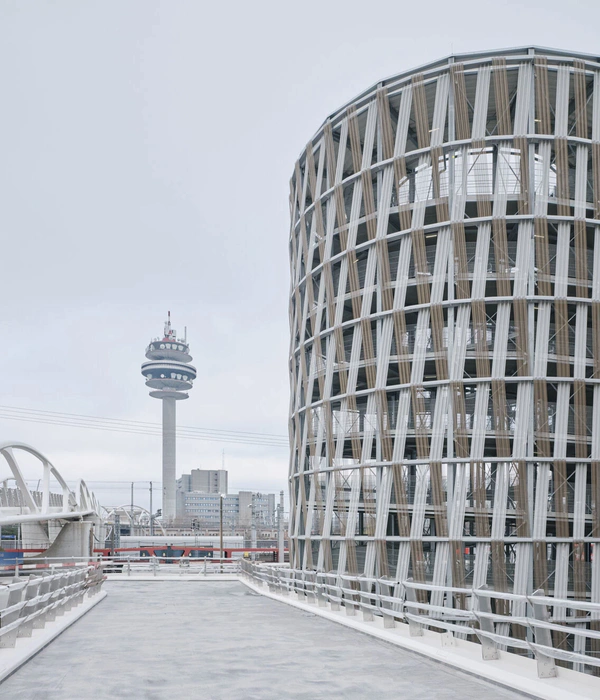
[1, 0, 599, 510]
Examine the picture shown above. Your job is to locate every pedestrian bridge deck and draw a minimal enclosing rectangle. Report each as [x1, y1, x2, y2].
[0, 581, 523, 700]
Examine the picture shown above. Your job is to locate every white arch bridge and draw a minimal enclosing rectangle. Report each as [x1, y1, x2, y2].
[0, 442, 104, 559]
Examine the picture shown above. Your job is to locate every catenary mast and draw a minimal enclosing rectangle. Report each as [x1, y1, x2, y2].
[141, 313, 196, 521]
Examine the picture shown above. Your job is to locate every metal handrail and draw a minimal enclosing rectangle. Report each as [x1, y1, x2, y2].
[102, 555, 241, 576]
[240, 561, 600, 678]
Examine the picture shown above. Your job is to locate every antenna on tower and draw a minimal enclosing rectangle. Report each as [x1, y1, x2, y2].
[184, 326, 187, 344]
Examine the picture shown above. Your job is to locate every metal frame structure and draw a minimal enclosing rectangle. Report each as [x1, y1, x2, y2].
[288, 47, 600, 667]
[103, 505, 166, 537]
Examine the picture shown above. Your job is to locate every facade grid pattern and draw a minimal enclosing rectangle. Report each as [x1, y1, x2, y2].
[288, 47, 600, 654]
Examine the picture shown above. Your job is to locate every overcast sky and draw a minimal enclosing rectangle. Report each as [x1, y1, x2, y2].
[1, 0, 599, 510]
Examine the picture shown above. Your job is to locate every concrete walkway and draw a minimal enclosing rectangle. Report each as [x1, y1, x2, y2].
[0, 581, 525, 699]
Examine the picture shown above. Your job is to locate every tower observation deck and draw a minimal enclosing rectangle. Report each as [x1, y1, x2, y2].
[141, 312, 196, 520]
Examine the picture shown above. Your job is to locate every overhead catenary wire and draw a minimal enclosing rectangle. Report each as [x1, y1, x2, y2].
[0, 405, 289, 449]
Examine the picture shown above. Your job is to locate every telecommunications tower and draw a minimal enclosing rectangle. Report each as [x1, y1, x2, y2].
[141, 312, 196, 520]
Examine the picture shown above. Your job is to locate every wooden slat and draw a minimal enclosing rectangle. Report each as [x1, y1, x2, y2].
[492, 57, 512, 136]
[534, 57, 552, 135]
[377, 87, 395, 161]
[347, 104, 362, 174]
[574, 59, 589, 140]
[411, 74, 431, 149]
[451, 63, 470, 141]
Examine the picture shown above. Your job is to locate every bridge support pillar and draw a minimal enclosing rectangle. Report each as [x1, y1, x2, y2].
[34, 520, 94, 560]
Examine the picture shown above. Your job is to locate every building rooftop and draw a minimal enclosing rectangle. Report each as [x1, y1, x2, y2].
[306, 45, 600, 151]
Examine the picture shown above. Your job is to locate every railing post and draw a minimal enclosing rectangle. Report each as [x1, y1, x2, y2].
[295, 571, 304, 601]
[344, 578, 357, 617]
[316, 574, 327, 607]
[530, 590, 558, 679]
[307, 571, 317, 604]
[405, 579, 423, 637]
[275, 569, 283, 595]
[475, 586, 499, 660]
[280, 570, 289, 596]
[379, 579, 396, 629]
[300, 571, 309, 600]
[329, 574, 340, 611]
[359, 576, 373, 621]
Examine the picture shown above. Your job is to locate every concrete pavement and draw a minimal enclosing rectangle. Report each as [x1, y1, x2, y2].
[0, 581, 525, 699]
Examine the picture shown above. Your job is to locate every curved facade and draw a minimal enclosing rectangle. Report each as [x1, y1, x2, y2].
[288, 47, 600, 610]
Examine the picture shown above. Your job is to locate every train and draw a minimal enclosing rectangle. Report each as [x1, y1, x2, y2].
[94, 547, 279, 562]
[118, 535, 245, 548]
[96, 536, 280, 562]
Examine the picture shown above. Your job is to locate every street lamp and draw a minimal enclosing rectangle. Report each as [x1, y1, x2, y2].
[247, 501, 257, 558]
[219, 494, 225, 573]
[278, 490, 284, 563]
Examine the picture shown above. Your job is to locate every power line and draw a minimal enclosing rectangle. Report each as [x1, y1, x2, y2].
[0, 405, 287, 440]
[0, 414, 287, 446]
[0, 415, 287, 447]
[0, 405, 289, 449]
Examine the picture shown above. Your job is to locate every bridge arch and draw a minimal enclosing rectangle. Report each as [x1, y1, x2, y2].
[0, 441, 100, 526]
